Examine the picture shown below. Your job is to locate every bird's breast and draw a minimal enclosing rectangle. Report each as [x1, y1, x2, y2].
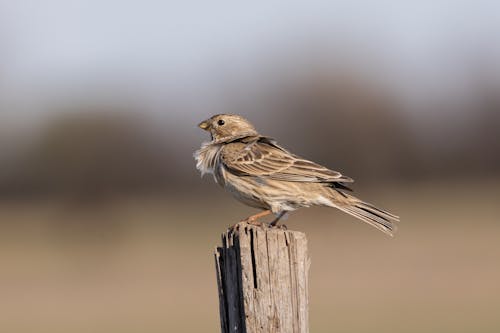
[194, 142, 221, 175]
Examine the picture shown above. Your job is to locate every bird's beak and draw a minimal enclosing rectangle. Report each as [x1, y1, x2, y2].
[198, 120, 210, 130]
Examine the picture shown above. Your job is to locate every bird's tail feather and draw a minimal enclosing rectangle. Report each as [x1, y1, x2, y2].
[335, 195, 399, 236]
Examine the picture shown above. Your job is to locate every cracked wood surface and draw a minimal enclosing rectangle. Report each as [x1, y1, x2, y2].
[215, 222, 310, 333]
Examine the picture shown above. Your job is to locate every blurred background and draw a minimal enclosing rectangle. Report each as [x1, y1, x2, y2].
[1, 1, 499, 332]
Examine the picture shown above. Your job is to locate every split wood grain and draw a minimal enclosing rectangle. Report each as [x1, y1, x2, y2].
[215, 222, 310, 333]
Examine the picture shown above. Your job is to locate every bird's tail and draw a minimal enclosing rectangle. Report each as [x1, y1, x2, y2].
[334, 193, 399, 236]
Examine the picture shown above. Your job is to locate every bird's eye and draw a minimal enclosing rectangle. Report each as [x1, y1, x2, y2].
[217, 119, 225, 126]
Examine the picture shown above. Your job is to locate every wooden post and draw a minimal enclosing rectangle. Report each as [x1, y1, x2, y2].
[215, 221, 310, 333]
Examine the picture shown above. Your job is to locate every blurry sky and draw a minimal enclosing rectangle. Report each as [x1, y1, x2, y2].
[1, 0, 500, 124]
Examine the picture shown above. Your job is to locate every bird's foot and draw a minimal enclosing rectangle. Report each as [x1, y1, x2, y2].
[267, 222, 287, 230]
[241, 217, 268, 230]
[247, 218, 265, 227]
[275, 223, 288, 230]
[228, 219, 287, 232]
[227, 218, 263, 233]
[268, 211, 287, 229]
[235, 210, 273, 229]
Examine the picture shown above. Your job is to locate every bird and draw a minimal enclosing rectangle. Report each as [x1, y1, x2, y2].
[194, 114, 399, 236]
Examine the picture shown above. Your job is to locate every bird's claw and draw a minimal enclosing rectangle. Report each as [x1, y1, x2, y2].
[246, 219, 264, 227]
[268, 223, 287, 230]
[228, 218, 264, 233]
[229, 215, 287, 232]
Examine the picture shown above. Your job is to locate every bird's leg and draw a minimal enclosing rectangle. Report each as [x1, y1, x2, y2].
[269, 211, 287, 229]
[241, 210, 272, 226]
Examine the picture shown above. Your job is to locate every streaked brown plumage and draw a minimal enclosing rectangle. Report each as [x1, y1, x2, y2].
[195, 114, 399, 236]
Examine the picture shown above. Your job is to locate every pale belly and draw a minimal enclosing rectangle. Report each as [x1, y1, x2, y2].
[223, 174, 270, 210]
[221, 170, 319, 213]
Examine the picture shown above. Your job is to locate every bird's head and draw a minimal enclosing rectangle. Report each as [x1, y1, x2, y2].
[198, 114, 258, 141]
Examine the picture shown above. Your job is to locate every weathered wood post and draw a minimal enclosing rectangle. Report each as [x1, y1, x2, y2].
[215, 221, 310, 333]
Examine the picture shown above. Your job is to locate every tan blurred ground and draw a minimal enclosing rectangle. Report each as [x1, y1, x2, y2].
[1, 180, 499, 333]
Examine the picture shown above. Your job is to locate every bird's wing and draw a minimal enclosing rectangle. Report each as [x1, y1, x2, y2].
[221, 137, 353, 183]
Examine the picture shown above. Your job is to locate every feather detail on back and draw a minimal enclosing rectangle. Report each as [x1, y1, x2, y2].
[221, 136, 353, 184]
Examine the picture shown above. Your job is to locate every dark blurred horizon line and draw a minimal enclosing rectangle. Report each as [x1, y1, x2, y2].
[1, 60, 499, 200]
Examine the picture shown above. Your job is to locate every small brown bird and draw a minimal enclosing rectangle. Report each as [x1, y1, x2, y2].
[195, 114, 399, 235]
